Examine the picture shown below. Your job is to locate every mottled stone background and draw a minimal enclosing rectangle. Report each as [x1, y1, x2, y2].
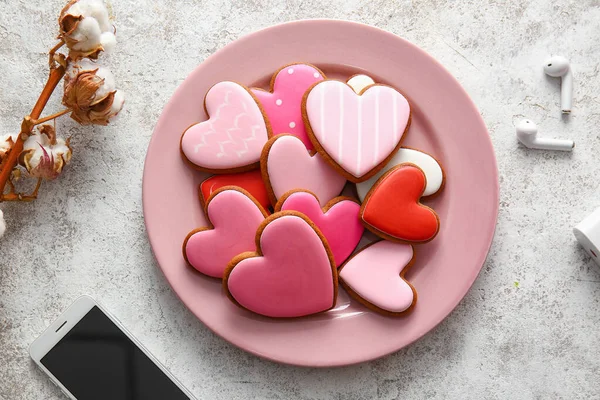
[2, 0, 600, 399]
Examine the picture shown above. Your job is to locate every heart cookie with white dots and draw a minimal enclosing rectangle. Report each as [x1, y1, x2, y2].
[252, 63, 325, 150]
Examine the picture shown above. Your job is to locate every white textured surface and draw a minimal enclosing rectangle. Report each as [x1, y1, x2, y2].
[2, 1, 600, 399]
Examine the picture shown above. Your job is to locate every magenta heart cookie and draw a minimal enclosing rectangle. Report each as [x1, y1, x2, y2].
[180, 81, 271, 173]
[276, 190, 363, 267]
[303, 81, 411, 182]
[339, 241, 416, 316]
[261, 135, 347, 207]
[252, 63, 325, 150]
[183, 187, 268, 278]
[224, 212, 338, 318]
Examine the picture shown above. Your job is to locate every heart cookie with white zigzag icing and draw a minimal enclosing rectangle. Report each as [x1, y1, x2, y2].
[180, 81, 272, 173]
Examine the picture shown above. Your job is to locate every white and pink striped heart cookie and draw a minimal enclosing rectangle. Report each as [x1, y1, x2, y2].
[303, 81, 411, 183]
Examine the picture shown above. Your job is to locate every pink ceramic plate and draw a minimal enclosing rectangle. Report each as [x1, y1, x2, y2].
[143, 20, 498, 367]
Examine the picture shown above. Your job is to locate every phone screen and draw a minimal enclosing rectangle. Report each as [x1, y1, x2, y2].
[40, 306, 190, 400]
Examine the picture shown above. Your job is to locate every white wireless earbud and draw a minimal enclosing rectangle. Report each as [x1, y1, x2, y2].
[543, 56, 573, 114]
[516, 119, 574, 151]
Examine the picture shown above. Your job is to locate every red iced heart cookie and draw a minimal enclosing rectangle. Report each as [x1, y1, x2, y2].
[360, 164, 440, 243]
[276, 190, 363, 267]
[199, 170, 271, 211]
[183, 187, 268, 278]
[224, 212, 338, 318]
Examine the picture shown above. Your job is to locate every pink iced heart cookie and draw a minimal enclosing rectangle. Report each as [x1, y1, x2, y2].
[339, 241, 416, 316]
[224, 212, 338, 318]
[180, 81, 271, 173]
[252, 63, 325, 150]
[303, 81, 411, 183]
[261, 135, 346, 207]
[276, 190, 363, 267]
[183, 187, 268, 278]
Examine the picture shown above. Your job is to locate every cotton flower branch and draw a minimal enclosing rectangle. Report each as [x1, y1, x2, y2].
[0, 0, 123, 236]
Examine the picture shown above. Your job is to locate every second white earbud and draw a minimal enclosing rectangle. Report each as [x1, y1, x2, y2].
[516, 119, 574, 151]
[543, 56, 573, 114]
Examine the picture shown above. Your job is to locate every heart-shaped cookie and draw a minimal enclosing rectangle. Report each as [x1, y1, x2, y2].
[261, 135, 346, 207]
[199, 170, 271, 212]
[339, 241, 416, 316]
[356, 147, 445, 202]
[183, 187, 268, 278]
[276, 190, 363, 267]
[252, 63, 325, 150]
[303, 81, 411, 182]
[180, 81, 271, 173]
[360, 164, 440, 243]
[346, 74, 376, 94]
[224, 212, 337, 318]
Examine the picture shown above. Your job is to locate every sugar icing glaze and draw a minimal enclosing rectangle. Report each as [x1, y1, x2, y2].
[181, 81, 269, 170]
[305, 81, 410, 179]
[346, 74, 376, 94]
[265, 135, 346, 206]
[361, 165, 440, 242]
[185, 189, 265, 278]
[356, 148, 444, 201]
[279, 191, 363, 266]
[200, 170, 271, 211]
[226, 214, 336, 318]
[340, 241, 415, 313]
[252, 64, 324, 150]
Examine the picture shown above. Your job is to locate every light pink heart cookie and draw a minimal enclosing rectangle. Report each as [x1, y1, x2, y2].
[261, 135, 347, 207]
[276, 190, 363, 267]
[224, 212, 337, 318]
[303, 81, 411, 182]
[252, 63, 325, 150]
[339, 241, 416, 316]
[180, 81, 271, 173]
[183, 187, 268, 278]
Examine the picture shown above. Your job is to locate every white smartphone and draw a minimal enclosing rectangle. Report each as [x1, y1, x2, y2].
[29, 295, 196, 400]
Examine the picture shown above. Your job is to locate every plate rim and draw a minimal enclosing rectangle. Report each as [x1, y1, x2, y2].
[142, 19, 499, 367]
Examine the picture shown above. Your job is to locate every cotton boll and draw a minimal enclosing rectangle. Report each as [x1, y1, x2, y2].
[69, 16, 102, 52]
[63, 64, 125, 125]
[100, 32, 116, 53]
[89, 64, 115, 102]
[65, 59, 116, 104]
[21, 126, 72, 180]
[59, 0, 115, 59]
[85, 0, 111, 32]
[67, 0, 111, 31]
